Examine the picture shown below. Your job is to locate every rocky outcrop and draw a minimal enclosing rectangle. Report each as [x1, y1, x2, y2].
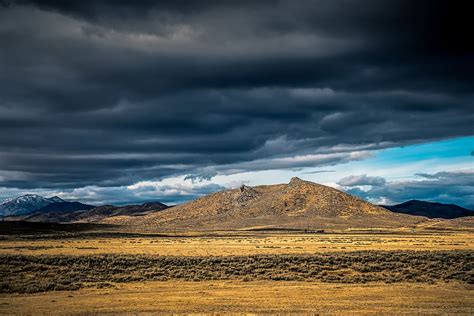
[235, 185, 261, 204]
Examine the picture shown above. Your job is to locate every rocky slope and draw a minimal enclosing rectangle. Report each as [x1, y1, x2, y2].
[103, 177, 425, 231]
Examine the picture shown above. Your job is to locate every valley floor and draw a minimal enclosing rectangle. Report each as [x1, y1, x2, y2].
[1, 232, 473, 256]
[1, 281, 473, 315]
[1, 231, 473, 315]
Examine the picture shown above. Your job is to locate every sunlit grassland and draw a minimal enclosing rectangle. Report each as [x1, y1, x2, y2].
[1, 232, 473, 256]
[2, 281, 473, 315]
[0, 231, 473, 314]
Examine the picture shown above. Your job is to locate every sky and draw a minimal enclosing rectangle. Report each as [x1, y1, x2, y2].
[0, 1, 473, 208]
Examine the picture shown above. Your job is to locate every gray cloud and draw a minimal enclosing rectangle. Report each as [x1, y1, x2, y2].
[338, 174, 386, 187]
[0, 1, 472, 199]
[340, 170, 474, 209]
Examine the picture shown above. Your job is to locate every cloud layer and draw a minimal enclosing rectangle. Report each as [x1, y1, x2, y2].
[0, 1, 472, 202]
[338, 170, 474, 209]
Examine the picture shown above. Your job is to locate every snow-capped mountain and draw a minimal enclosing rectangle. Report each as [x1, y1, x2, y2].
[0, 194, 65, 216]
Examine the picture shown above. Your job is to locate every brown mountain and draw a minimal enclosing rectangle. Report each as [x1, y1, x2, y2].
[103, 177, 425, 231]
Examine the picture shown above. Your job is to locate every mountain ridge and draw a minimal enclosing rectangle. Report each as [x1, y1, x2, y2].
[3, 183, 471, 229]
[0, 194, 65, 216]
[33, 201, 95, 213]
[23, 201, 169, 223]
[382, 200, 474, 219]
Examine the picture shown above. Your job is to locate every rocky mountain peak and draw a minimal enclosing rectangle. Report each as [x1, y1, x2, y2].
[288, 177, 306, 187]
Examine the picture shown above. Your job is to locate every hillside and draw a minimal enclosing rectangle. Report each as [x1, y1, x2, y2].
[25, 202, 96, 222]
[103, 177, 426, 231]
[73, 202, 169, 223]
[23, 202, 169, 223]
[382, 200, 474, 219]
[35, 202, 95, 213]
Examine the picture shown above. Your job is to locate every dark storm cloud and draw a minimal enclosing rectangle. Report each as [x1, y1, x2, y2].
[0, 1, 473, 191]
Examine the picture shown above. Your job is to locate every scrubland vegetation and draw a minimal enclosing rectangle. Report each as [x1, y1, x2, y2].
[1, 250, 472, 294]
[1, 231, 473, 314]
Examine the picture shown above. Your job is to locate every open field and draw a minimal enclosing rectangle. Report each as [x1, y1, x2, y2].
[1, 281, 473, 315]
[1, 230, 473, 314]
[1, 232, 473, 256]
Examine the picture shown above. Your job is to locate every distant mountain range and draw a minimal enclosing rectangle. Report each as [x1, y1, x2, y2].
[1, 192, 170, 223]
[0, 194, 65, 216]
[2, 187, 472, 229]
[24, 202, 169, 223]
[381, 200, 474, 219]
[35, 202, 95, 213]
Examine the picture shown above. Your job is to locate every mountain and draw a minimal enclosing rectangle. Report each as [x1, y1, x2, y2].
[35, 201, 95, 213]
[48, 196, 65, 203]
[0, 194, 65, 216]
[382, 200, 474, 219]
[110, 202, 169, 216]
[102, 177, 425, 231]
[24, 201, 169, 223]
[72, 202, 169, 222]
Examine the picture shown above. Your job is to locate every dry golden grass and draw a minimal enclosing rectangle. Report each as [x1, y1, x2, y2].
[1, 280, 472, 315]
[1, 232, 473, 314]
[1, 232, 472, 256]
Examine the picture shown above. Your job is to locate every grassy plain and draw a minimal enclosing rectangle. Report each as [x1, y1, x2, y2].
[2, 281, 473, 315]
[0, 231, 473, 315]
[1, 232, 473, 256]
